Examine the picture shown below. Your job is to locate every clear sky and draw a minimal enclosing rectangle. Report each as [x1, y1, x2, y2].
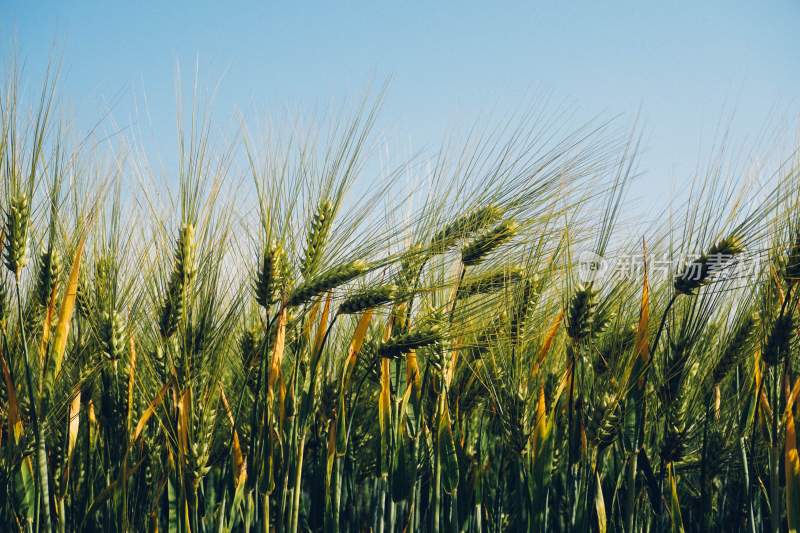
[3, 1, 799, 209]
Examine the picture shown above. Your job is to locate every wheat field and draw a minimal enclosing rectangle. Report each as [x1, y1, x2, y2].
[1, 71, 800, 533]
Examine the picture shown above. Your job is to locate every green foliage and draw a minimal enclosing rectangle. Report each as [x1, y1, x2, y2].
[2, 69, 800, 533]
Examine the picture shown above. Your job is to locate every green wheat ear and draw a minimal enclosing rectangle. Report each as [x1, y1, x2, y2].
[397, 243, 426, 288]
[287, 260, 369, 307]
[431, 203, 505, 252]
[76, 271, 93, 319]
[178, 223, 198, 286]
[763, 313, 793, 366]
[240, 323, 260, 369]
[712, 313, 756, 384]
[160, 223, 197, 338]
[301, 199, 334, 278]
[339, 284, 398, 314]
[35, 248, 62, 307]
[94, 254, 114, 305]
[256, 239, 286, 308]
[4, 193, 31, 279]
[457, 265, 523, 299]
[594, 324, 636, 375]
[674, 234, 744, 295]
[378, 325, 442, 358]
[462, 219, 518, 266]
[509, 275, 537, 343]
[566, 283, 597, 342]
[100, 310, 126, 361]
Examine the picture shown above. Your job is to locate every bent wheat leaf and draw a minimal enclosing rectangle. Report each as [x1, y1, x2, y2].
[786, 377, 800, 533]
[314, 292, 332, 355]
[131, 382, 170, 442]
[219, 387, 247, 492]
[379, 357, 391, 476]
[127, 336, 137, 435]
[635, 248, 650, 365]
[341, 309, 374, 389]
[268, 307, 287, 390]
[38, 281, 59, 372]
[61, 390, 81, 490]
[668, 464, 685, 533]
[595, 471, 607, 533]
[52, 236, 85, 380]
[335, 392, 348, 456]
[1, 353, 23, 443]
[532, 386, 547, 456]
[532, 310, 563, 378]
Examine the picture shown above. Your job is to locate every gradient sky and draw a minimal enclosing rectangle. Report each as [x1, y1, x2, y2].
[3, 1, 799, 208]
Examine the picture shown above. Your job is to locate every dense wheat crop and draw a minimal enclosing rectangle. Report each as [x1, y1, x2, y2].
[2, 72, 800, 533]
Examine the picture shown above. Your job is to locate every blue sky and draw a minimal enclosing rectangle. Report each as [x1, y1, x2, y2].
[3, 1, 799, 208]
